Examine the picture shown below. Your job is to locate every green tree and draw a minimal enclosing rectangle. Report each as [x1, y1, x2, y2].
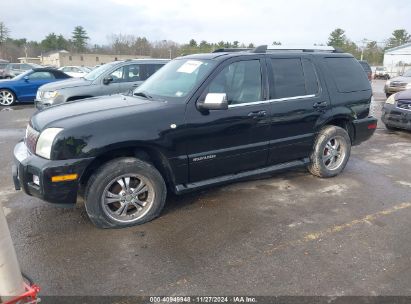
[386, 29, 411, 49]
[72, 26, 89, 52]
[0, 21, 10, 44]
[327, 28, 347, 48]
[189, 39, 197, 47]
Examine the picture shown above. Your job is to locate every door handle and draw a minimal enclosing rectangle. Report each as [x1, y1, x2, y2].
[248, 110, 267, 119]
[313, 101, 328, 109]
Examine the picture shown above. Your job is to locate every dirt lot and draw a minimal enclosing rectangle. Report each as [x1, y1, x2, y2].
[1, 80, 411, 296]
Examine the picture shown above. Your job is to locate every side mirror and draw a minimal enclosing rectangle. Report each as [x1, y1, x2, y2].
[103, 76, 113, 85]
[23, 76, 29, 82]
[197, 93, 228, 111]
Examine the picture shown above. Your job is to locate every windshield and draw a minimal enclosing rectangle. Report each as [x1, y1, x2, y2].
[84, 62, 117, 81]
[403, 70, 411, 77]
[133, 59, 216, 101]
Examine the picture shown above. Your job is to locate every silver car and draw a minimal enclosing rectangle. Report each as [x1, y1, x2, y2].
[384, 69, 411, 97]
[35, 59, 168, 109]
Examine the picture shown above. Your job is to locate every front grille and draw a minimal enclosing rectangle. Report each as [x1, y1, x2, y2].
[25, 125, 40, 154]
[390, 81, 407, 88]
[397, 100, 411, 111]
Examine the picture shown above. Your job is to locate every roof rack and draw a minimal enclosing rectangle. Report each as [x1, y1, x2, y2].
[212, 48, 252, 53]
[212, 45, 343, 54]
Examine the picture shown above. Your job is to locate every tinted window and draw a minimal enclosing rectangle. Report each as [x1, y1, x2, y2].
[271, 58, 306, 98]
[325, 57, 370, 93]
[302, 59, 319, 95]
[139, 64, 164, 81]
[207, 60, 262, 105]
[28, 72, 55, 80]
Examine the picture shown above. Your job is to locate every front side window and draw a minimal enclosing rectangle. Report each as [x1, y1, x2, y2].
[206, 60, 262, 105]
[134, 59, 216, 101]
[28, 72, 55, 80]
[109, 66, 125, 82]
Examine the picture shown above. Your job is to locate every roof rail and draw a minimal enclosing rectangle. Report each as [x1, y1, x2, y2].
[212, 45, 343, 54]
[212, 48, 252, 53]
[266, 45, 342, 53]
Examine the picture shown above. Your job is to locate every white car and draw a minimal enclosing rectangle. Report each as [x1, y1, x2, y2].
[58, 66, 91, 78]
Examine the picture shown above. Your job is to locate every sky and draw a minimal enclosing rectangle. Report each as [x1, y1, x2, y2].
[1, 0, 411, 47]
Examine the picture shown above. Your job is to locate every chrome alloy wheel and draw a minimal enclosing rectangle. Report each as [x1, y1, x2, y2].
[322, 136, 346, 170]
[101, 174, 155, 223]
[0, 90, 15, 106]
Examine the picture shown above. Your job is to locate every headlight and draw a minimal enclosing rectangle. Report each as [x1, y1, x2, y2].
[406, 83, 411, 89]
[35, 128, 63, 159]
[385, 94, 396, 105]
[43, 91, 59, 99]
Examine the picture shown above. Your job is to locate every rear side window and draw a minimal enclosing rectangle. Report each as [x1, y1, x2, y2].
[325, 57, 370, 93]
[270, 58, 319, 99]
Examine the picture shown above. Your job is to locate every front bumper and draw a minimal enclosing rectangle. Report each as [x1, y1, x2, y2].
[384, 85, 408, 94]
[382, 104, 411, 130]
[352, 116, 378, 145]
[12, 141, 94, 206]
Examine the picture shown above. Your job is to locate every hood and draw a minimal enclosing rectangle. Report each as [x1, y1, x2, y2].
[31, 94, 162, 131]
[396, 89, 411, 100]
[389, 76, 411, 83]
[39, 77, 91, 91]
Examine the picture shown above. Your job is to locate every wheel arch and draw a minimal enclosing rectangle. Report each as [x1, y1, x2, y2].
[79, 145, 175, 195]
[320, 115, 355, 143]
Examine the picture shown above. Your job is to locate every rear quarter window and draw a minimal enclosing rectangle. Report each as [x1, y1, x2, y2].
[325, 57, 370, 93]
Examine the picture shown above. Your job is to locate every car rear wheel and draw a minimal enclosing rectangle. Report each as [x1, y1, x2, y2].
[308, 125, 351, 178]
[384, 123, 397, 131]
[84, 157, 167, 229]
[0, 89, 16, 106]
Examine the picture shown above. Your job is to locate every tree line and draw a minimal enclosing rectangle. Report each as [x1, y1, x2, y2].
[0, 20, 410, 65]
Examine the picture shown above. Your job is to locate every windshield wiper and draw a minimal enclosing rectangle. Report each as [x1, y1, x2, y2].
[133, 91, 153, 100]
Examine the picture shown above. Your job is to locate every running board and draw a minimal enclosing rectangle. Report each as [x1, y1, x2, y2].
[175, 158, 309, 194]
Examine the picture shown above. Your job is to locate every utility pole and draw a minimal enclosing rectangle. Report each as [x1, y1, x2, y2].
[0, 202, 25, 302]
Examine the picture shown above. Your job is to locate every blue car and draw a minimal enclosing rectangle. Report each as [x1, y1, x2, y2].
[0, 68, 71, 106]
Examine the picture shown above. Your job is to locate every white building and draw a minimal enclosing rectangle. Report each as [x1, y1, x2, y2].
[383, 42, 411, 77]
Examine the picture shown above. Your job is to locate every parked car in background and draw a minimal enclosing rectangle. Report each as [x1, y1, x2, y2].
[35, 59, 168, 109]
[358, 60, 372, 81]
[58, 66, 91, 78]
[382, 89, 411, 131]
[14, 46, 377, 228]
[0, 60, 9, 79]
[374, 66, 390, 80]
[0, 68, 71, 106]
[384, 69, 411, 97]
[3, 63, 43, 79]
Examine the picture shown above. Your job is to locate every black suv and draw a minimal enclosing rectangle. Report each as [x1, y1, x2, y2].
[12, 46, 377, 228]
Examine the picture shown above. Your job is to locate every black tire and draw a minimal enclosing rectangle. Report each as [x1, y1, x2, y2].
[0, 89, 16, 106]
[308, 125, 351, 178]
[84, 157, 167, 229]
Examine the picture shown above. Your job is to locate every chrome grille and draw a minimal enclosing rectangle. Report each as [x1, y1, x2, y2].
[397, 100, 411, 111]
[25, 125, 40, 154]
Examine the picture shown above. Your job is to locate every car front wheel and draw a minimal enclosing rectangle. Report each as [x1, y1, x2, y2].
[308, 125, 351, 178]
[85, 157, 167, 229]
[0, 89, 16, 106]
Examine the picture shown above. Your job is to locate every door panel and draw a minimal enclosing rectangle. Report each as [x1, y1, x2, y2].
[267, 57, 328, 164]
[185, 58, 271, 182]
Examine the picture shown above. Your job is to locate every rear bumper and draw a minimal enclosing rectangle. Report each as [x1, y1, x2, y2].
[382, 104, 411, 130]
[352, 116, 378, 145]
[12, 141, 93, 206]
